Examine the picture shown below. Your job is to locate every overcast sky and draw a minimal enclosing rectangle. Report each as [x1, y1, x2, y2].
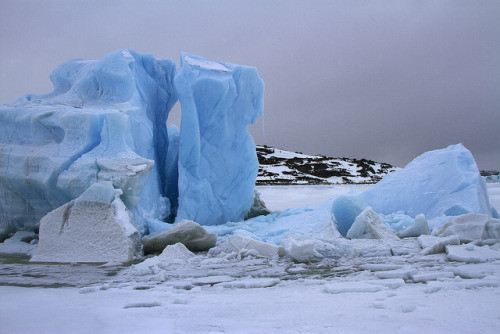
[1, 0, 499, 169]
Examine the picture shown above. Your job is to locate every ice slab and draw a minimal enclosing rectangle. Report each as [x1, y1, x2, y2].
[435, 213, 500, 242]
[374, 267, 418, 280]
[359, 264, 404, 272]
[142, 220, 217, 253]
[281, 237, 323, 263]
[451, 262, 500, 279]
[346, 207, 399, 240]
[411, 271, 455, 283]
[174, 53, 264, 226]
[30, 182, 142, 263]
[323, 281, 388, 294]
[398, 214, 429, 238]
[219, 278, 280, 289]
[446, 244, 500, 263]
[0, 231, 37, 255]
[418, 235, 460, 255]
[424, 278, 500, 293]
[208, 234, 282, 259]
[129, 242, 195, 278]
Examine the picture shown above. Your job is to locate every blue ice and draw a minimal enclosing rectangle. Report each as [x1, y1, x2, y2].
[174, 53, 264, 226]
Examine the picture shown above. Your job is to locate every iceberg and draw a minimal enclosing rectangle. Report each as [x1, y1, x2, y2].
[0, 49, 178, 240]
[363, 144, 493, 227]
[173, 53, 264, 225]
[0, 50, 266, 246]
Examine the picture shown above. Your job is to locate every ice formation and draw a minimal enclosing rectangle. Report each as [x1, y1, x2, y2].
[174, 53, 264, 225]
[0, 49, 178, 240]
[30, 182, 142, 263]
[363, 144, 493, 221]
[331, 194, 366, 236]
[0, 50, 265, 248]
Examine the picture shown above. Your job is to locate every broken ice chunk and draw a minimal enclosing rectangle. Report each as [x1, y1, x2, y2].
[30, 182, 142, 263]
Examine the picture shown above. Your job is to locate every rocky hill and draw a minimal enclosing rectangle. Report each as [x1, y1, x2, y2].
[256, 145, 398, 185]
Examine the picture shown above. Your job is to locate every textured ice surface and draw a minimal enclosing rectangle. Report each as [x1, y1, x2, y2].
[0, 49, 178, 239]
[174, 53, 264, 225]
[31, 182, 142, 263]
[363, 144, 493, 225]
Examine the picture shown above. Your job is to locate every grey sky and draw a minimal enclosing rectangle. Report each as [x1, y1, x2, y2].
[1, 0, 499, 169]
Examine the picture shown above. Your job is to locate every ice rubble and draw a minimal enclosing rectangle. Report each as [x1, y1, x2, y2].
[202, 144, 498, 263]
[158, 142, 498, 263]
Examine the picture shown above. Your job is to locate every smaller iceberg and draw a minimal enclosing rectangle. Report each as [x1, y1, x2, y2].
[363, 144, 493, 230]
[30, 182, 142, 263]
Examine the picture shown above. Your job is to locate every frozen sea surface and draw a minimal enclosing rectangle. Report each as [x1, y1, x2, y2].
[0, 184, 370, 288]
[1, 184, 500, 333]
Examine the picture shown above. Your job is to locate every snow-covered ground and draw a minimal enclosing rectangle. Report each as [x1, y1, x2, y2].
[1, 184, 500, 334]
